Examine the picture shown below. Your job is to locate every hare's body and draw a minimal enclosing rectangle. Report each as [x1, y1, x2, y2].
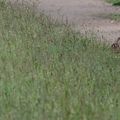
[111, 37, 120, 52]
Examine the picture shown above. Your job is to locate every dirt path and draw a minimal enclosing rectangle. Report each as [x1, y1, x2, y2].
[8, 0, 120, 43]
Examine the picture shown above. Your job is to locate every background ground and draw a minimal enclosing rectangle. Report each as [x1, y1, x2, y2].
[8, 0, 120, 42]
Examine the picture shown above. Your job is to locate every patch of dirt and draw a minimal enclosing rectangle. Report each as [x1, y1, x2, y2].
[8, 0, 120, 43]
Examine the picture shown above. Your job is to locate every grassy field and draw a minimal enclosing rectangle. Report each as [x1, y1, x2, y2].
[0, 1, 120, 120]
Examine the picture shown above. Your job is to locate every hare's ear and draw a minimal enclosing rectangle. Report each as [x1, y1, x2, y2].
[117, 37, 120, 42]
[116, 37, 120, 45]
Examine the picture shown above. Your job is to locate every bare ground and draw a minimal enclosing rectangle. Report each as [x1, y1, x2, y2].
[8, 0, 120, 43]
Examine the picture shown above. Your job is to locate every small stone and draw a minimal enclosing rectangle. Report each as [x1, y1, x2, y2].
[110, 20, 114, 23]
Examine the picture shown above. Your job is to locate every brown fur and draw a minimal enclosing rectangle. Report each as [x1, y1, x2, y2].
[111, 37, 120, 52]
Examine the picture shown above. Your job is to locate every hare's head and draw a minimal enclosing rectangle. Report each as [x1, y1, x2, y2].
[111, 43, 119, 49]
[111, 37, 120, 52]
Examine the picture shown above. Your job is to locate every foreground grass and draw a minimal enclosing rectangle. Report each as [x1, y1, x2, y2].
[0, 1, 120, 120]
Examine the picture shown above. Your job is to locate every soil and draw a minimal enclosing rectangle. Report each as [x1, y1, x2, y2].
[8, 0, 120, 43]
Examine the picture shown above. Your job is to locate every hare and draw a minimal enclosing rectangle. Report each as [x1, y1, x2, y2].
[111, 37, 120, 52]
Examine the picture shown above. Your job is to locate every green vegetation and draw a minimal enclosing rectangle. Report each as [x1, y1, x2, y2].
[107, 0, 120, 5]
[0, 1, 120, 120]
[109, 14, 120, 21]
[106, 0, 120, 21]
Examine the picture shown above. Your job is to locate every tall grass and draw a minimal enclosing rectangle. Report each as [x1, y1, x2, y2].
[0, 1, 120, 120]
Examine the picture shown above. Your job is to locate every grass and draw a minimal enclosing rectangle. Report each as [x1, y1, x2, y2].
[107, 0, 120, 5]
[106, 0, 120, 21]
[99, 13, 120, 22]
[109, 14, 120, 21]
[0, 1, 120, 120]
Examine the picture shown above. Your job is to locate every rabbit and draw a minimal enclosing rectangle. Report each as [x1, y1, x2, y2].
[111, 37, 120, 52]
